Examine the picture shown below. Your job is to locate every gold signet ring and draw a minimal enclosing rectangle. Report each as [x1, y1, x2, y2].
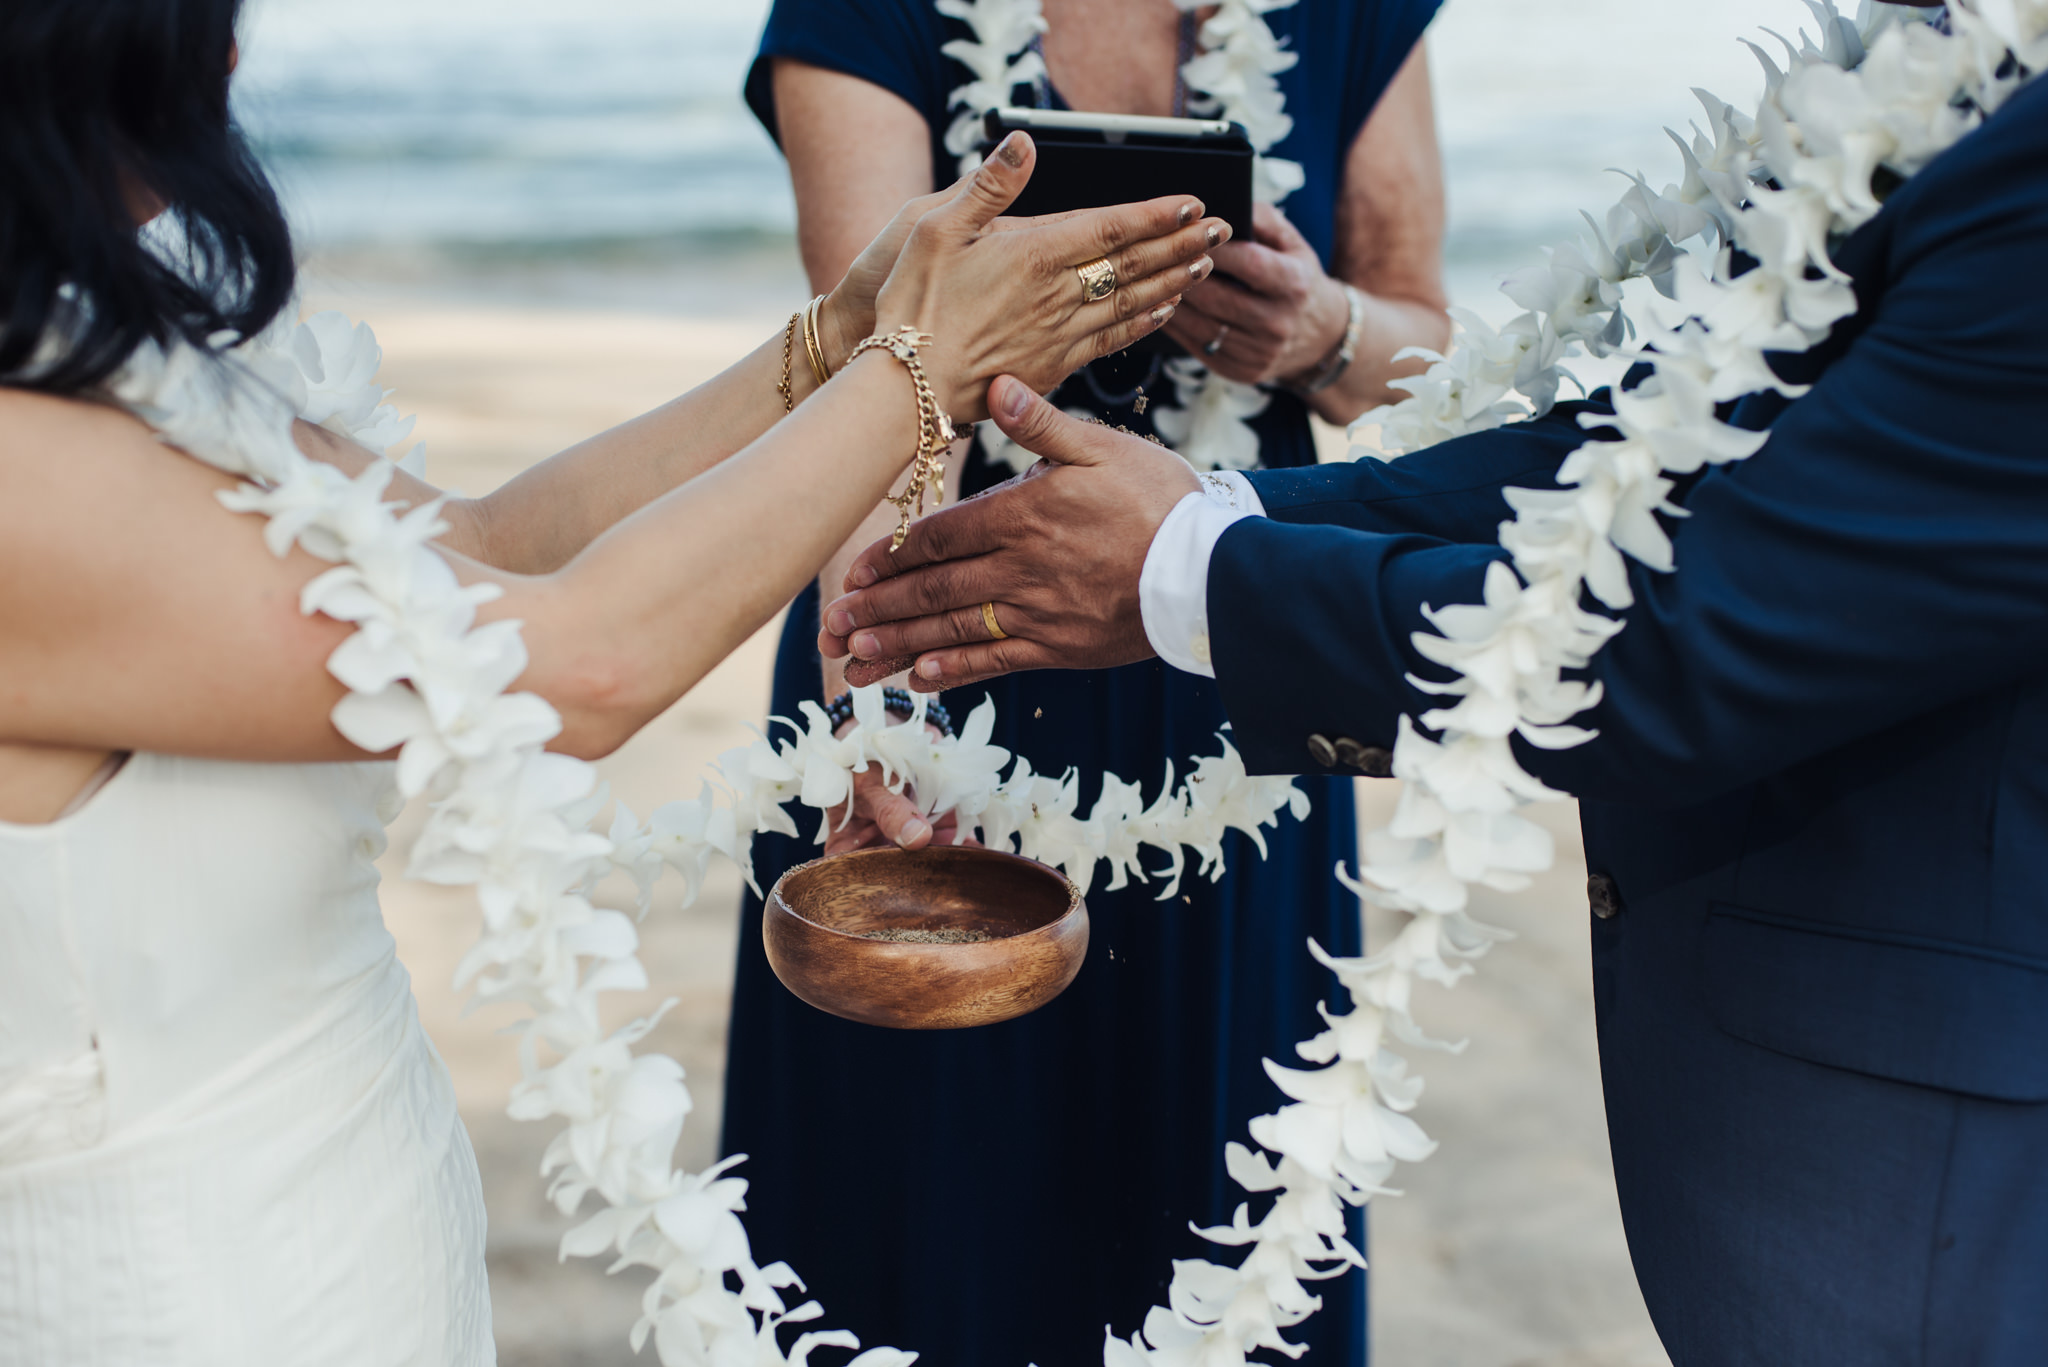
[981, 601, 1010, 640]
[1075, 257, 1119, 304]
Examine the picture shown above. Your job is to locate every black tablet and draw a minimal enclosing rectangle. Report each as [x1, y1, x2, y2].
[981, 107, 1256, 241]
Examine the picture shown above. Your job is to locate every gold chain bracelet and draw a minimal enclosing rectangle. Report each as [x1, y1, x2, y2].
[776, 309, 800, 414]
[845, 326, 956, 551]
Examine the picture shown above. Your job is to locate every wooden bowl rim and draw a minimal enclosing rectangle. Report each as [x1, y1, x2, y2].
[769, 845, 1083, 945]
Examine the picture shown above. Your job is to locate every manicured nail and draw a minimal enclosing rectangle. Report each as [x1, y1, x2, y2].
[1206, 224, 1222, 247]
[1152, 304, 1176, 325]
[917, 657, 944, 681]
[899, 818, 932, 847]
[1189, 257, 1211, 280]
[827, 609, 854, 635]
[1179, 200, 1204, 224]
[852, 632, 880, 659]
[1000, 377, 1032, 421]
[994, 133, 1025, 168]
[849, 563, 877, 588]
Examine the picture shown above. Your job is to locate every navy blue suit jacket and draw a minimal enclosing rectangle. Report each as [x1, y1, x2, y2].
[1207, 77, 2048, 1364]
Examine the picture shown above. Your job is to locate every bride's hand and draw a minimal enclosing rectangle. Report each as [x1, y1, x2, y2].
[865, 132, 1230, 422]
[814, 183, 959, 367]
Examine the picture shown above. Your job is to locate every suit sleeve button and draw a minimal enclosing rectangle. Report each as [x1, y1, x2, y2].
[1587, 873, 1623, 920]
[1334, 739, 1394, 778]
[1307, 734, 1339, 768]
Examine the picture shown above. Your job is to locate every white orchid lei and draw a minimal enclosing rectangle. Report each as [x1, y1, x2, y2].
[940, 0, 1305, 476]
[89, 306, 1308, 1365]
[75, 7, 2039, 1365]
[1084, 3, 2048, 1365]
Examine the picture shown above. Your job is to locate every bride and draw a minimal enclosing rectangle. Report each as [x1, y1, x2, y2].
[0, 1, 1226, 1361]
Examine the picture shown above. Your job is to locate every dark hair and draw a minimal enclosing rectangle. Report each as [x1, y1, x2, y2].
[0, 0, 295, 394]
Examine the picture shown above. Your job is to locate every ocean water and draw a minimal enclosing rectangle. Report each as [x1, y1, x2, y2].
[234, 0, 1825, 308]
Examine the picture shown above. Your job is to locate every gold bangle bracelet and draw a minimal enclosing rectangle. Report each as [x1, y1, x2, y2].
[801, 294, 833, 389]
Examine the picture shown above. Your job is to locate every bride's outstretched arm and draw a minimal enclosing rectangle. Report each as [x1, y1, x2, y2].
[289, 180, 953, 574]
[0, 141, 1220, 764]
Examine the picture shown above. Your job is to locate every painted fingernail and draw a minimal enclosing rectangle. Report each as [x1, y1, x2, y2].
[917, 657, 944, 681]
[900, 818, 932, 847]
[849, 563, 878, 588]
[852, 632, 880, 658]
[1189, 257, 1211, 280]
[827, 609, 854, 634]
[1179, 200, 1204, 224]
[994, 132, 1025, 168]
[1206, 224, 1222, 247]
[1152, 304, 1177, 325]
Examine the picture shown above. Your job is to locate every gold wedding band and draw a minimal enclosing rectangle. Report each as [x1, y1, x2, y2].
[980, 601, 1009, 640]
[1075, 256, 1119, 304]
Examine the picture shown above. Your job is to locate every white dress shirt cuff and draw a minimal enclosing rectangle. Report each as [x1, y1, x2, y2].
[1139, 472, 1268, 678]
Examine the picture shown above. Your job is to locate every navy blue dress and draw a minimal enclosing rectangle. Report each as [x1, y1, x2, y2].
[724, 4, 1437, 1362]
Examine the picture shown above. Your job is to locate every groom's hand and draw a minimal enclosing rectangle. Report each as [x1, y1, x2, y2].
[818, 375, 1200, 691]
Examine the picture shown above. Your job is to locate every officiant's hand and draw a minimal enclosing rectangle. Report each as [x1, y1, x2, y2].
[824, 718, 971, 854]
[818, 376, 1196, 690]
[866, 132, 1230, 422]
[1163, 202, 1350, 386]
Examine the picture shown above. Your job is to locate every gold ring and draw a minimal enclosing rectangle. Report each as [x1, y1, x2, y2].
[980, 601, 1009, 640]
[1075, 257, 1118, 304]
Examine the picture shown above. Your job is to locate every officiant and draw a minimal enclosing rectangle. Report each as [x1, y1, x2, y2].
[810, 28, 2048, 1367]
[721, 0, 1452, 1361]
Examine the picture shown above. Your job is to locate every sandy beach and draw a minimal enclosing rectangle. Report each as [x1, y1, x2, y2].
[322, 261, 1671, 1367]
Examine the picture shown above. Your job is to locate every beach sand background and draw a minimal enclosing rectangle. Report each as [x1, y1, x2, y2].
[256, 0, 1847, 1359]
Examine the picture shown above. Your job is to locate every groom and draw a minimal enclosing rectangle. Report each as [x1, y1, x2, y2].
[814, 37, 2048, 1367]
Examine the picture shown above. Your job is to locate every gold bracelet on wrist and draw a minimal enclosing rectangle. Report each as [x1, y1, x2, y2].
[777, 309, 800, 413]
[801, 294, 833, 389]
[845, 326, 956, 551]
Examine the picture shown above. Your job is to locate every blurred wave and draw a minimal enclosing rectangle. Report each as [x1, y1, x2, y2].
[234, 0, 790, 255]
[236, 0, 1822, 304]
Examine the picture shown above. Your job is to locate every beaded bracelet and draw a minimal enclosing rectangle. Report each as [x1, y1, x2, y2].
[823, 687, 954, 740]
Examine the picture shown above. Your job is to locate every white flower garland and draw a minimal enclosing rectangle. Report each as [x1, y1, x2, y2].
[940, 0, 1301, 475]
[1094, 4, 2048, 1365]
[95, 308, 1309, 1366]
[80, 8, 2041, 1364]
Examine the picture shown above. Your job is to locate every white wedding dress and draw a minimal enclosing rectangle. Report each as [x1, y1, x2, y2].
[0, 753, 494, 1365]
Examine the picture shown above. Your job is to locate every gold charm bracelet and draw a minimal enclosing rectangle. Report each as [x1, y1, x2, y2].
[846, 325, 956, 551]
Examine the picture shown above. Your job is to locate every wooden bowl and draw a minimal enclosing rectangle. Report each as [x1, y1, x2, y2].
[764, 845, 1089, 1030]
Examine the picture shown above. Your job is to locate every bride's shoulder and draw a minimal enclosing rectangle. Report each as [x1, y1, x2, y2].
[0, 385, 228, 491]
[0, 385, 247, 574]
[0, 385, 165, 470]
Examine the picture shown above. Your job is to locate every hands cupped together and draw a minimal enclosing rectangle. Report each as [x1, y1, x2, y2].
[817, 376, 1199, 693]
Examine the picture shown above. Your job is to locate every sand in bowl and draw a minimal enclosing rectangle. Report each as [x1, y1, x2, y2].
[858, 926, 1003, 944]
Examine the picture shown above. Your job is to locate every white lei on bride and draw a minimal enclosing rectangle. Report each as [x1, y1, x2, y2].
[85, 1, 2041, 1362]
[92, 315, 1307, 1360]
[940, 0, 1307, 477]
